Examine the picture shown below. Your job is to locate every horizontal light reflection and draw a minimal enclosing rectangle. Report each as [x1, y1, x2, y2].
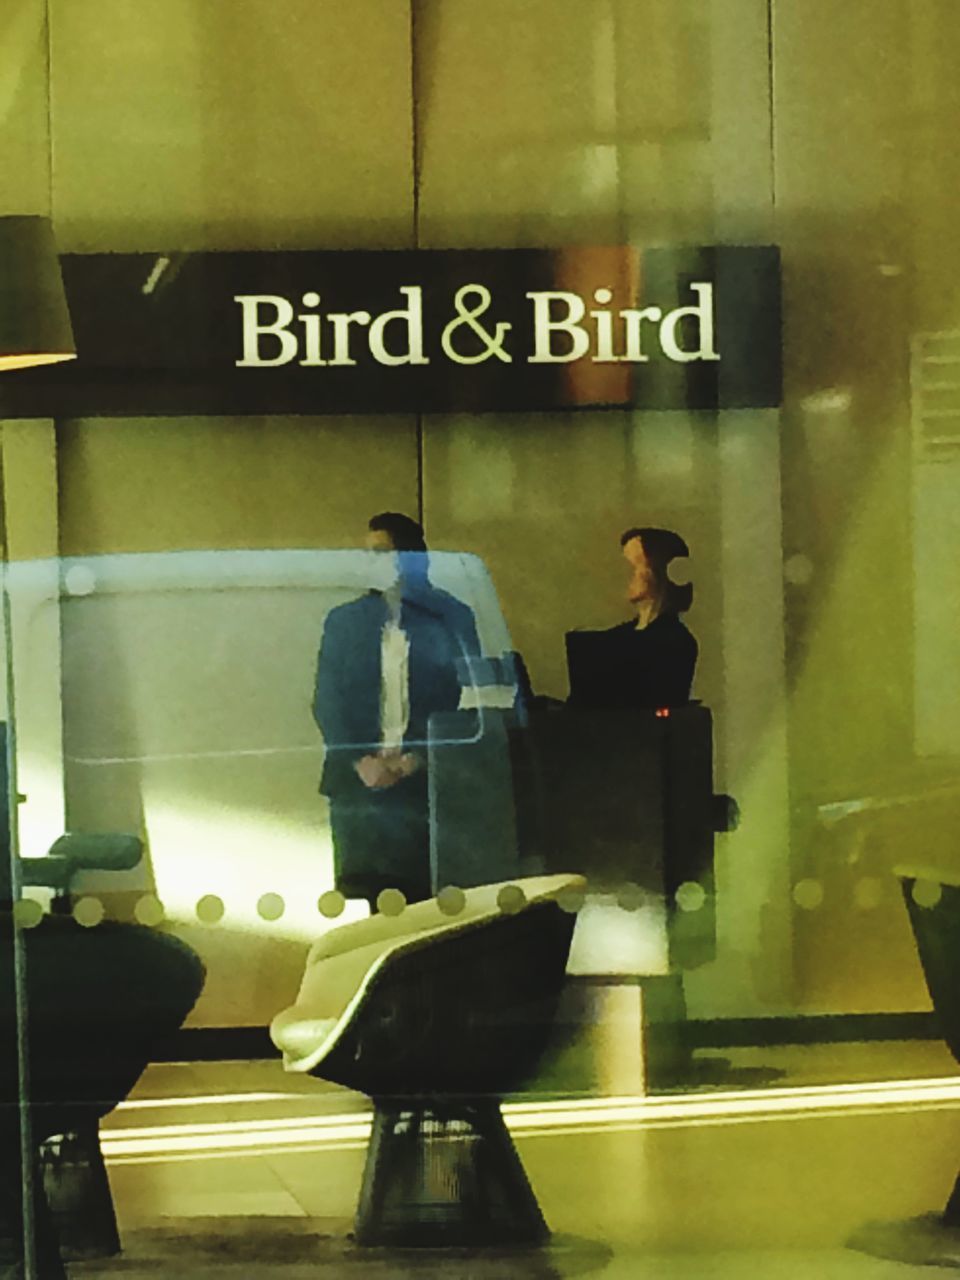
[110, 1112, 372, 1142]
[101, 1075, 960, 1165]
[117, 1092, 295, 1111]
[114, 1074, 960, 1116]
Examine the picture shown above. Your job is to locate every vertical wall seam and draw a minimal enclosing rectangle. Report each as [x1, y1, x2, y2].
[767, 0, 777, 213]
[410, 1, 425, 527]
[44, 0, 54, 222]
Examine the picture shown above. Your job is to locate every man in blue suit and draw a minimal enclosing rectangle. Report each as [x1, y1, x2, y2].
[313, 513, 480, 909]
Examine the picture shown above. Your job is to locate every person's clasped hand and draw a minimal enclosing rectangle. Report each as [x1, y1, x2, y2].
[355, 750, 421, 789]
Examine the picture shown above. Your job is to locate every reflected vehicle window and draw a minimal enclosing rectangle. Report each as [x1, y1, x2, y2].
[567, 526, 698, 711]
[313, 512, 482, 910]
[10, 542, 519, 940]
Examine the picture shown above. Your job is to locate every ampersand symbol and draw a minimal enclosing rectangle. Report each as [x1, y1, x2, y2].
[440, 285, 513, 364]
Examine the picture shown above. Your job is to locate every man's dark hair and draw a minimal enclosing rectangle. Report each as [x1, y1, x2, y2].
[619, 526, 689, 560]
[620, 526, 693, 613]
[368, 511, 427, 552]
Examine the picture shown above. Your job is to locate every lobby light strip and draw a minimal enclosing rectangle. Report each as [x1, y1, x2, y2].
[100, 1075, 960, 1165]
[113, 1074, 960, 1117]
[117, 1092, 297, 1111]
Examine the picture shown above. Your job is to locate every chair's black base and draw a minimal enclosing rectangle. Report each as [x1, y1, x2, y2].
[355, 1098, 549, 1248]
[0, 1144, 67, 1280]
[944, 1169, 960, 1228]
[40, 1122, 120, 1260]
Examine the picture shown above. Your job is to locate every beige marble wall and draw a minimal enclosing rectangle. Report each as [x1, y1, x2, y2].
[49, 0, 416, 252]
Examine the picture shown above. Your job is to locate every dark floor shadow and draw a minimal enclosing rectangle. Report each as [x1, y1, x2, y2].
[70, 1220, 614, 1278]
[847, 1213, 960, 1268]
[649, 1055, 787, 1095]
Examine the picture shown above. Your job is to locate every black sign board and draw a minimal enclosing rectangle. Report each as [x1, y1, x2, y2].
[0, 246, 780, 417]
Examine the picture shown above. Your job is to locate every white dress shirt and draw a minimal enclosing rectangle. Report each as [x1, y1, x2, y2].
[379, 594, 410, 750]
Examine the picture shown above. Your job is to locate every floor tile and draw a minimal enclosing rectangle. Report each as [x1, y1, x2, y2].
[109, 1154, 307, 1221]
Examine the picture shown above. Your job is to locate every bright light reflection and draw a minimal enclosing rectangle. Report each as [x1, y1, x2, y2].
[100, 1075, 960, 1165]
[117, 1091, 293, 1111]
[141, 793, 333, 935]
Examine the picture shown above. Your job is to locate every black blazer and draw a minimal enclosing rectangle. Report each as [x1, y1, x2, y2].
[313, 586, 480, 797]
[566, 612, 698, 711]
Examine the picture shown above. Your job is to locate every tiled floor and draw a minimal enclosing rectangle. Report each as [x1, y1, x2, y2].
[52, 1043, 960, 1276]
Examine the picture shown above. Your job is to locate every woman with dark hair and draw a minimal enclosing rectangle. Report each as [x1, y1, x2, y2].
[566, 527, 698, 711]
[620, 526, 694, 621]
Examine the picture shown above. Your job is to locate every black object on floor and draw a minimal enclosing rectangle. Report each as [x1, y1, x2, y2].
[40, 1123, 120, 1260]
[356, 1099, 548, 1248]
[900, 871, 960, 1226]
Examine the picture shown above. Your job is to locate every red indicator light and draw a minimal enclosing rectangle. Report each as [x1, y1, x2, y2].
[655, 707, 671, 718]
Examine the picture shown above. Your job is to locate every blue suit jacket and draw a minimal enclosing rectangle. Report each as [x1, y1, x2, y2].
[313, 585, 481, 798]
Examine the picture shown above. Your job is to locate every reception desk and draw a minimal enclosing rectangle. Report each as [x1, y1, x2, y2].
[429, 702, 726, 974]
